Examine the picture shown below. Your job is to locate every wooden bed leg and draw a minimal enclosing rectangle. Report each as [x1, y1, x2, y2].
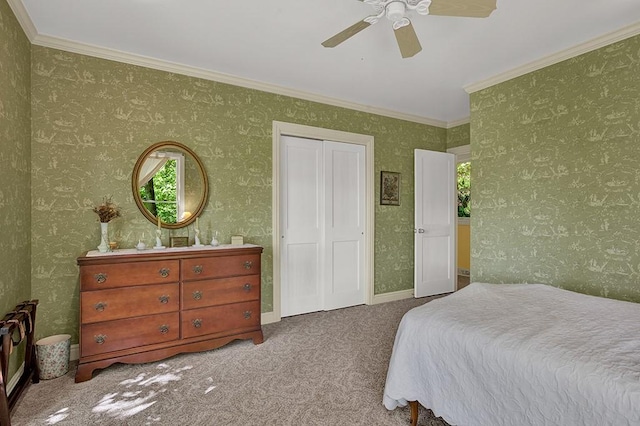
[409, 400, 418, 426]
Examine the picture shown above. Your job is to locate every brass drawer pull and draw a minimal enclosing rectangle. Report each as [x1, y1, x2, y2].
[243, 283, 252, 292]
[193, 265, 203, 274]
[159, 325, 169, 334]
[94, 302, 107, 312]
[192, 291, 203, 300]
[243, 261, 253, 270]
[94, 273, 107, 284]
[159, 295, 170, 304]
[243, 311, 252, 319]
[159, 268, 170, 278]
[94, 334, 107, 344]
[192, 319, 202, 328]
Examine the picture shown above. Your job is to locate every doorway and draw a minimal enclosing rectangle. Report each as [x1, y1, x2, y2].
[271, 122, 374, 322]
[447, 145, 471, 290]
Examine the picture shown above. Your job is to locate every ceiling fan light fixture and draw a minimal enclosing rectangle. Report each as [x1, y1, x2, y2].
[413, 0, 432, 15]
[392, 17, 411, 30]
[386, 2, 406, 22]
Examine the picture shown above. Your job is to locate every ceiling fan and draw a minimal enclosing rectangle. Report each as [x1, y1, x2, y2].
[322, 0, 497, 58]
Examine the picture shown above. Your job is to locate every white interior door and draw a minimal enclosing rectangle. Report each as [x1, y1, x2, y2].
[281, 136, 323, 316]
[281, 136, 365, 316]
[323, 141, 365, 310]
[414, 149, 456, 297]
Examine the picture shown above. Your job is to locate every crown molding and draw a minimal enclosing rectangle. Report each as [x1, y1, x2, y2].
[27, 33, 448, 128]
[446, 117, 470, 128]
[19, 5, 636, 128]
[7, 0, 37, 41]
[465, 20, 640, 93]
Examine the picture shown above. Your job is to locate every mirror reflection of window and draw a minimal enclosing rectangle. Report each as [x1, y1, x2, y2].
[138, 151, 185, 224]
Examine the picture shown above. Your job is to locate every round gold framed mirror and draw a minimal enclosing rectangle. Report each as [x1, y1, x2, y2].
[132, 141, 209, 229]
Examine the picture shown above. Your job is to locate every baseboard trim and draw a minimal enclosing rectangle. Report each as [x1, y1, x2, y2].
[372, 289, 414, 305]
[261, 311, 279, 325]
[70, 344, 79, 361]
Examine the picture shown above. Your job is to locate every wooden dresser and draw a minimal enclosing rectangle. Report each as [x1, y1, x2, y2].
[76, 245, 263, 382]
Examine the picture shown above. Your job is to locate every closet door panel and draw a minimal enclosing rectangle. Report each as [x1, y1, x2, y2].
[280, 136, 323, 316]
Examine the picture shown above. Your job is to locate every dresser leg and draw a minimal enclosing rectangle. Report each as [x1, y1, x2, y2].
[75, 364, 95, 383]
[252, 330, 264, 345]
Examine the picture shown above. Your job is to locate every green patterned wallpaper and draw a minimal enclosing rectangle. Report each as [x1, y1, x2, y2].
[470, 34, 640, 302]
[0, 0, 31, 381]
[446, 123, 470, 149]
[30, 46, 445, 340]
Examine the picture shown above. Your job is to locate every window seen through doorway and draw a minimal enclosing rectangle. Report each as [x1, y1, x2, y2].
[457, 162, 470, 218]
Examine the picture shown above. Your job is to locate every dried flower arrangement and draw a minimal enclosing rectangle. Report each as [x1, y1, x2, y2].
[93, 196, 121, 223]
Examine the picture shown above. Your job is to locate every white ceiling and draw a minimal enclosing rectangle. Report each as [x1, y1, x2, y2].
[14, 0, 640, 125]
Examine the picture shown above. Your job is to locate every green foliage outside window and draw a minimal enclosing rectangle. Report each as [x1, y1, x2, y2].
[139, 159, 178, 223]
[457, 162, 471, 217]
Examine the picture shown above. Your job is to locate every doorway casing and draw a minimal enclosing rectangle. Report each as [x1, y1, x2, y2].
[447, 144, 471, 288]
[269, 121, 374, 323]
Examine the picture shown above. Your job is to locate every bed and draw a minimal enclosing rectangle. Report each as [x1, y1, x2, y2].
[383, 282, 640, 426]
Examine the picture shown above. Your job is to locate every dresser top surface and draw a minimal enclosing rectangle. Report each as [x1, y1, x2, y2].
[78, 244, 263, 265]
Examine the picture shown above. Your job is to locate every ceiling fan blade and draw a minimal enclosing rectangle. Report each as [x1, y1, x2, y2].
[394, 22, 422, 58]
[428, 0, 497, 18]
[322, 20, 372, 48]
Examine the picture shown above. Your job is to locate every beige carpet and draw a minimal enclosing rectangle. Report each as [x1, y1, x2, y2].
[11, 297, 451, 426]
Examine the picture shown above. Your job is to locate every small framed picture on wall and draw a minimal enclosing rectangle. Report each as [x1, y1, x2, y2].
[380, 171, 400, 206]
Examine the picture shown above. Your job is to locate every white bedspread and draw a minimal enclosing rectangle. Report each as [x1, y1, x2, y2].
[383, 283, 640, 426]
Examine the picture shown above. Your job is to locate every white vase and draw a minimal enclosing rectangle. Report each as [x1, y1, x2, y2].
[97, 222, 110, 253]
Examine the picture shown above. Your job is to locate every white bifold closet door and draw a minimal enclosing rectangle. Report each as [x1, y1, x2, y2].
[280, 136, 365, 317]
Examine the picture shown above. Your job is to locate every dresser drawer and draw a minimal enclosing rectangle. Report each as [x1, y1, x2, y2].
[81, 312, 179, 357]
[81, 283, 179, 324]
[81, 260, 179, 290]
[182, 254, 260, 281]
[181, 301, 260, 339]
[182, 275, 259, 310]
